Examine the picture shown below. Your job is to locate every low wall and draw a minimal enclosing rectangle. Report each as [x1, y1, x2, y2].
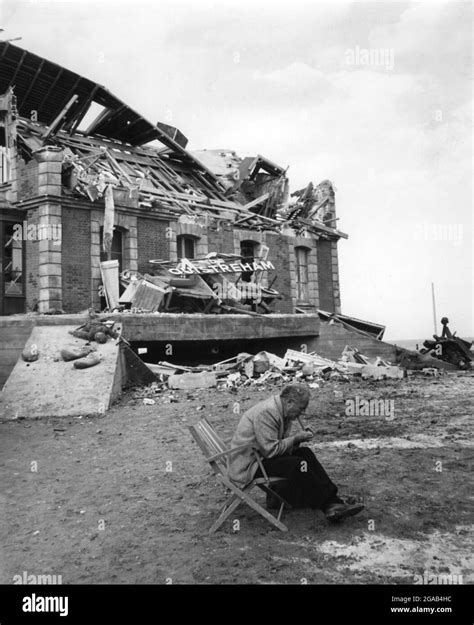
[0, 313, 320, 388]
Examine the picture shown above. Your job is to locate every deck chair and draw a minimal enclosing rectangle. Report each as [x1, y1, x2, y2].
[189, 417, 291, 533]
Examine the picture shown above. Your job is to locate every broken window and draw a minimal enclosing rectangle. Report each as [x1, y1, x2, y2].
[177, 235, 196, 260]
[3, 223, 23, 296]
[295, 246, 310, 303]
[240, 240, 258, 283]
[0, 127, 9, 183]
[100, 227, 123, 271]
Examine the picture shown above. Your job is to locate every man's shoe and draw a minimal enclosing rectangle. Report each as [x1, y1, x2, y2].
[324, 502, 364, 523]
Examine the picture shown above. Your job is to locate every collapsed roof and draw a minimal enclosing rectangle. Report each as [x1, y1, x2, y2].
[0, 41, 219, 185]
[1, 42, 347, 239]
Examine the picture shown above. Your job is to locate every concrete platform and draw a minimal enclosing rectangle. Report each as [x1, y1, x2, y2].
[0, 325, 122, 419]
[119, 312, 320, 342]
[0, 313, 320, 387]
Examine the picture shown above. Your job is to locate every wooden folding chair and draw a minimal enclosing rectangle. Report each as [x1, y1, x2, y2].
[189, 417, 291, 533]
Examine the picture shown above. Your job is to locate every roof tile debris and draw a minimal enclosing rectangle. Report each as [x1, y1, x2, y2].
[2, 42, 347, 239]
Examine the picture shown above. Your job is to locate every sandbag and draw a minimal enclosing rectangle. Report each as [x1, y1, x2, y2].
[61, 347, 94, 362]
[73, 353, 101, 369]
[22, 346, 39, 362]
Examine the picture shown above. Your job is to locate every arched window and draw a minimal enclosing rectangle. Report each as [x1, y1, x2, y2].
[177, 235, 196, 260]
[295, 246, 310, 302]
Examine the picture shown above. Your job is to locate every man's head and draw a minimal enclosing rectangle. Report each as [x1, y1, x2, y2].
[280, 384, 310, 420]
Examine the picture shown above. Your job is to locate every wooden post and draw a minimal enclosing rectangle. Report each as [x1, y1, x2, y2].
[431, 282, 437, 335]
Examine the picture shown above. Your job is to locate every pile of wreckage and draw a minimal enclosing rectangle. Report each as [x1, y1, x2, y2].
[134, 345, 412, 399]
[105, 253, 280, 315]
[3, 42, 344, 241]
[16, 115, 346, 241]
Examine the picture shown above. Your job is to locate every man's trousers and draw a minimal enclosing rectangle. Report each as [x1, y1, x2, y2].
[254, 446, 340, 510]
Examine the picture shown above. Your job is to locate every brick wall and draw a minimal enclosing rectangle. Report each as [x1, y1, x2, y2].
[61, 207, 91, 312]
[265, 233, 293, 313]
[25, 207, 39, 311]
[137, 217, 169, 274]
[331, 241, 341, 314]
[317, 239, 335, 312]
[206, 225, 235, 255]
[17, 159, 38, 200]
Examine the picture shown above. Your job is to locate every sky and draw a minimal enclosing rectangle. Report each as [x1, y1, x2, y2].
[1, 0, 472, 340]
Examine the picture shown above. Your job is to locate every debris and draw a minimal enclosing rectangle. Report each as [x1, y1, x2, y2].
[144, 362, 178, 378]
[360, 365, 405, 380]
[244, 360, 254, 379]
[168, 371, 217, 390]
[284, 348, 339, 372]
[100, 259, 120, 310]
[120, 342, 157, 387]
[130, 279, 169, 312]
[253, 352, 271, 374]
[341, 345, 371, 364]
[142, 398, 156, 405]
[422, 368, 440, 377]
[318, 310, 386, 340]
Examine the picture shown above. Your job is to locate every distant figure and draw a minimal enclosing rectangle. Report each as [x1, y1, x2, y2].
[228, 383, 364, 523]
[416, 344, 419, 351]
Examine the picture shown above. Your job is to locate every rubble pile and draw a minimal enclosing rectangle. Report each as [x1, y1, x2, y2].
[116, 255, 281, 316]
[137, 345, 408, 394]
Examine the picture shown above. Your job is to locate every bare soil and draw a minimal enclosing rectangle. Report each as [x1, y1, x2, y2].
[1, 371, 473, 585]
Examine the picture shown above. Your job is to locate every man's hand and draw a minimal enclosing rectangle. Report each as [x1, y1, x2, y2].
[294, 430, 313, 444]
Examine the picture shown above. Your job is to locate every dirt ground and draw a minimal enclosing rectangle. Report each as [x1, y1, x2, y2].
[1, 370, 473, 585]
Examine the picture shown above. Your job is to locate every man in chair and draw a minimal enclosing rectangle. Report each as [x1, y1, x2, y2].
[228, 383, 364, 522]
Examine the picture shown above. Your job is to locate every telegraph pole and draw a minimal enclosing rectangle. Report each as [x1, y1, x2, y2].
[431, 282, 437, 335]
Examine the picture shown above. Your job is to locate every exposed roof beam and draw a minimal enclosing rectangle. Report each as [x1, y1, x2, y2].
[18, 60, 45, 109]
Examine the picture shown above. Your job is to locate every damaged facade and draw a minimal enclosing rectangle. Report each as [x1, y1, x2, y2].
[0, 43, 346, 317]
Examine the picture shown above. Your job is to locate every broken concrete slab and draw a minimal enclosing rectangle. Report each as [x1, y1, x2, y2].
[342, 362, 405, 379]
[168, 371, 217, 390]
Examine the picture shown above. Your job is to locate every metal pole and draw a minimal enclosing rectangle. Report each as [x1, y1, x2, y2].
[431, 282, 437, 335]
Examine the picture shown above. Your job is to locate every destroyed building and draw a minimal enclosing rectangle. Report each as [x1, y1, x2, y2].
[0, 42, 346, 322]
[0, 43, 460, 414]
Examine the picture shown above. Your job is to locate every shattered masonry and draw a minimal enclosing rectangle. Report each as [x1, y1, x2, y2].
[0, 42, 346, 317]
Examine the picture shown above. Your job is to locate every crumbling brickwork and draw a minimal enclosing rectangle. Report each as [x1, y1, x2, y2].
[17, 159, 39, 200]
